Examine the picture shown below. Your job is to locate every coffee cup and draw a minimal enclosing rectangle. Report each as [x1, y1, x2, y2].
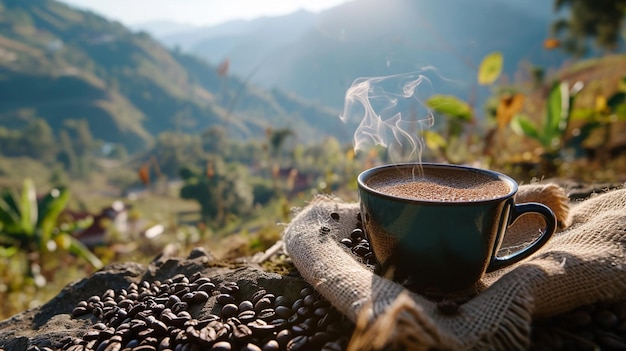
[357, 162, 557, 293]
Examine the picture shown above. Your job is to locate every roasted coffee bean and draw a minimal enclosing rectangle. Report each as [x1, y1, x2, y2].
[594, 310, 619, 329]
[320, 341, 343, 351]
[239, 300, 254, 312]
[237, 310, 256, 323]
[286, 335, 309, 351]
[167, 295, 181, 307]
[339, 238, 354, 248]
[291, 323, 312, 336]
[350, 228, 364, 241]
[258, 311, 278, 325]
[192, 291, 209, 303]
[221, 304, 238, 318]
[276, 329, 293, 346]
[118, 298, 134, 309]
[300, 287, 314, 298]
[254, 298, 272, 312]
[273, 295, 289, 307]
[296, 307, 310, 318]
[151, 320, 168, 336]
[125, 339, 140, 349]
[287, 313, 302, 324]
[597, 331, 626, 349]
[275, 306, 292, 319]
[248, 320, 277, 335]
[89, 295, 101, 304]
[197, 315, 220, 327]
[330, 212, 340, 220]
[269, 318, 288, 328]
[72, 306, 90, 318]
[177, 310, 192, 320]
[219, 283, 239, 295]
[303, 294, 316, 307]
[320, 226, 331, 234]
[198, 282, 216, 293]
[241, 343, 262, 351]
[211, 341, 232, 351]
[251, 290, 267, 305]
[198, 326, 217, 343]
[217, 294, 236, 305]
[132, 345, 157, 351]
[100, 327, 116, 339]
[261, 339, 280, 351]
[291, 299, 304, 311]
[172, 301, 188, 314]
[83, 330, 101, 341]
[231, 324, 253, 341]
[95, 340, 109, 351]
[180, 291, 194, 303]
[104, 341, 121, 351]
[311, 331, 333, 345]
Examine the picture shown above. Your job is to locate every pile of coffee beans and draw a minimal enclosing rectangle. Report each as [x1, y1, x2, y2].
[530, 301, 626, 351]
[53, 272, 353, 351]
[338, 211, 626, 350]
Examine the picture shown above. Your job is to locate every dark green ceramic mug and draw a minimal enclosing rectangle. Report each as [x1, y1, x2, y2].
[357, 162, 557, 293]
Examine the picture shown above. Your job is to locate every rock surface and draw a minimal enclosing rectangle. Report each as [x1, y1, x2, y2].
[0, 247, 314, 351]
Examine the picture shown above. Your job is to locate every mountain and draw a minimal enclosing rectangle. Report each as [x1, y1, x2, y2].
[0, 0, 343, 153]
[131, 21, 198, 38]
[152, 0, 569, 110]
[159, 10, 317, 79]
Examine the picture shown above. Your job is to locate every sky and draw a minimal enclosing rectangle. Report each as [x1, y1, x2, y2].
[57, 0, 351, 27]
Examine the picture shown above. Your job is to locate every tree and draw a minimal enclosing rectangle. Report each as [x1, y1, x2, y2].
[179, 157, 253, 225]
[201, 125, 228, 155]
[22, 119, 57, 163]
[57, 129, 78, 176]
[552, 0, 626, 55]
[63, 119, 96, 177]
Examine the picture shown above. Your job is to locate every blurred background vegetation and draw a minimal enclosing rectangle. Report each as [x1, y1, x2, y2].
[1, 0, 626, 319]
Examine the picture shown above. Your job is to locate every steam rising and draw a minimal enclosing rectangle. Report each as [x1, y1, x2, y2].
[340, 70, 435, 162]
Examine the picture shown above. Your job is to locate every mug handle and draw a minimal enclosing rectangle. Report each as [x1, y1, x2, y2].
[486, 202, 557, 272]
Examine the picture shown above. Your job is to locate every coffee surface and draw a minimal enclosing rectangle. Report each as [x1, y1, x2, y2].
[367, 168, 511, 202]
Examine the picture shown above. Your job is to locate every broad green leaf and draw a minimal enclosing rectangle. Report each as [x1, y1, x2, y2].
[511, 115, 541, 141]
[20, 178, 38, 236]
[0, 193, 20, 229]
[37, 187, 70, 246]
[0, 189, 20, 224]
[65, 234, 103, 269]
[545, 82, 566, 137]
[422, 130, 447, 150]
[478, 52, 503, 85]
[426, 95, 473, 121]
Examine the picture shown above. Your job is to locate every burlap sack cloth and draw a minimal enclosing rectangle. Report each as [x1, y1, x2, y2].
[282, 184, 626, 350]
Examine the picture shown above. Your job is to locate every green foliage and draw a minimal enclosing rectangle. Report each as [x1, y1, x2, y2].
[179, 158, 254, 225]
[426, 95, 473, 121]
[478, 52, 504, 85]
[0, 179, 103, 274]
[552, 0, 626, 55]
[512, 81, 584, 153]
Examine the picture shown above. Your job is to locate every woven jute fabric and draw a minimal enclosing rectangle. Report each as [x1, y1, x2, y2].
[283, 184, 626, 350]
